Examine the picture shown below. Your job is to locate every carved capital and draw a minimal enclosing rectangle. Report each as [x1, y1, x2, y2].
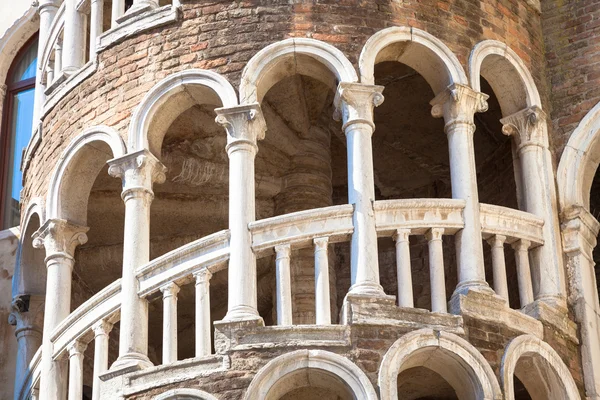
[32, 219, 89, 259]
[215, 104, 266, 153]
[108, 150, 167, 200]
[193, 269, 213, 285]
[8, 295, 44, 338]
[500, 106, 547, 150]
[314, 237, 329, 251]
[92, 319, 113, 337]
[561, 206, 600, 258]
[275, 243, 291, 260]
[334, 82, 384, 131]
[68, 340, 88, 357]
[486, 234, 506, 248]
[393, 228, 411, 243]
[430, 84, 488, 131]
[425, 227, 444, 241]
[160, 282, 180, 298]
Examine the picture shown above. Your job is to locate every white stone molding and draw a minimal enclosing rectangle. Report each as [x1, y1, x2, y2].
[46, 126, 126, 225]
[334, 82, 385, 297]
[214, 104, 266, 322]
[153, 388, 218, 400]
[557, 100, 600, 211]
[239, 37, 358, 104]
[107, 150, 166, 373]
[243, 349, 378, 400]
[379, 328, 502, 400]
[128, 69, 238, 156]
[430, 84, 490, 296]
[500, 334, 580, 400]
[480, 203, 544, 245]
[469, 40, 542, 117]
[359, 26, 468, 94]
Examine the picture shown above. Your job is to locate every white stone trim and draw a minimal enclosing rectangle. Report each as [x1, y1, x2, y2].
[500, 334, 580, 400]
[480, 203, 545, 245]
[469, 40, 542, 116]
[379, 328, 502, 400]
[239, 38, 358, 104]
[243, 349, 378, 400]
[359, 26, 468, 94]
[46, 125, 126, 222]
[558, 100, 600, 211]
[41, 59, 97, 118]
[128, 69, 238, 155]
[20, 198, 46, 233]
[153, 388, 218, 400]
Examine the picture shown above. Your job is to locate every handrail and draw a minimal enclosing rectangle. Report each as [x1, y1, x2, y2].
[250, 204, 354, 256]
[480, 203, 544, 245]
[374, 198, 466, 235]
[17, 346, 41, 400]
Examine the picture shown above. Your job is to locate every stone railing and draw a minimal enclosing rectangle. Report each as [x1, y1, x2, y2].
[17, 346, 41, 400]
[480, 203, 544, 309]
[374, 199, 466, 313]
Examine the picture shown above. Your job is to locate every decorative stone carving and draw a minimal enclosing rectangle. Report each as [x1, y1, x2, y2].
[108, 149, 167, 200]
[32, 219, 89, 259]
[333, 82, 384, 130]
[215, 103, 267, 152]
[430, 84, 489, 130]
[501, 106, 548, 150]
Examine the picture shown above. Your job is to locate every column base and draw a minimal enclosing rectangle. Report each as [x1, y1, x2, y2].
[102, 353, 153, 381]
[452, 280, 494, 297]
[347, 282, 386, 297]
[223, 305, 264, 323]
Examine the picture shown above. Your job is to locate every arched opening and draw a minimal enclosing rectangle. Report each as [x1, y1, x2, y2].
[379, 329, 502, 400]
[129, 70, 237, 364]
[270, 368, 355, 400]
[240, 39, 357, 325]
[501, 335, 580, 400]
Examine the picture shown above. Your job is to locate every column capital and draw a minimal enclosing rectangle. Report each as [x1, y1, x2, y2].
[500, 106, 548, 150]
[334, 82, 385, 131]
[393, 228, 411, 243]
[92, 319, 113, 337]
[160, 282, 180, 298]
[426, 227, 445, 241]
[275, 243, 291, 259]
[37, 0, 60, 12]
[215, 104, 266, 153]
[486, 234, 506, 248]
[108, 149, 167, 200]
[430, 84, 489, 131]
[32, 218, 89, 259]
[68, 340, 88, 357]
[8, 294, 44, 338]
[314, 236, 329, 250]
[193, 269, 213, 285]
[511, 239, 531, 251]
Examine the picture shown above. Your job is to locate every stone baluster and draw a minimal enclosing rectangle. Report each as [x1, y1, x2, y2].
[90, 0, 104, 58]
[314, 237, 331, 325]
[32, 0, 60, 131]
[111, 0, 125, 28]
[67, 340, 87, 400]
[501, 107, 565, 307]
[394, 229, 413, 308]
[194, 270, 212, 357]
[46, 64, 54, 87]
[33, 219, 88, 400]
[91, 320, 112, 400]
[54, 42, 62, 79]
[335, 83, 386, 298]
[215, 104, 266, 322]
[426, 228, 447, 313]
[108, 150, 166, 372]
[161, 282, 180, 364]
[275, 244, 293, 326]
[512, 239, 534, 308]
[62, 0, 87, 74]
[487, 235, 509, 302]
[431, 84, 490, 296]
[9, 295, 44, 398]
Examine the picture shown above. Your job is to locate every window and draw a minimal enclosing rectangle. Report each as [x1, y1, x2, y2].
[0, 35, 37, 229]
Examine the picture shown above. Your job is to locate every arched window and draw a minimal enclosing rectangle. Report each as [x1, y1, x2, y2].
[0, 35, 38, 229]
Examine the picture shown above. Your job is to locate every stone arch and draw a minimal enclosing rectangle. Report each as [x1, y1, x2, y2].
[239, 38, 358, 104]
[153, 388, 218, 400]
[359, 26, 467, 94]
[128, 69, 238, 156]
[243, 349, 378, 400]
[501, 335, 580, 400]
[46, 126, 126, 225]
[12, 198, 46, 297]
[469, 40, 542, 117]
[379, 328, 502, 400]
[557, 101, 600, 211]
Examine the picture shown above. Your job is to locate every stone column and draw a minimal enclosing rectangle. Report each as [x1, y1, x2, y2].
[562, 206, 600, 399]
[9, 295, 44, 399]
[487, 235, 509, 302]
[275, 245, 292, 326]
[108, 150, 166, 372]
[89, 0, 104, 59]
[431, 84, 490, 295]
[335, 82, 385, 297]
[512, 240, 534, 307]
[67, 340, 87, 400]
[501, 106, 566, 306]
[194, 270, 212, 357]
[426, 228, 447, 313]
[33, 0, 60, 130]
[215, 104, 266, 322]
[33, 220, 88, 400]
[111, 0, 125, 28]
[91, 320, 112, 400]
[394, 229, 413, 308]
[160, 282, 179, 364]
[62, 0, 87, 74]
[314, 237, 331, 325]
